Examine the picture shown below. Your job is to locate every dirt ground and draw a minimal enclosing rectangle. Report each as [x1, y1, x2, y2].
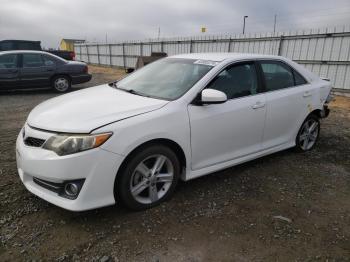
[0, 66, 349, 261]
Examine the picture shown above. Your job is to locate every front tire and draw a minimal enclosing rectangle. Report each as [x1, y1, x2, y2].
[51, 75, 71, 93]
[295, 114, 320, 152]
[116, 145, 180, 210]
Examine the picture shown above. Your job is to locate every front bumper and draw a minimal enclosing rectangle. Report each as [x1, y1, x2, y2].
[16, 125, 124, 211]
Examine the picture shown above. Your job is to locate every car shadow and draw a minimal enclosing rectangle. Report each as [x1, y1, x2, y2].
[0, 86, 88, 96]
[0, 88, 52, 95]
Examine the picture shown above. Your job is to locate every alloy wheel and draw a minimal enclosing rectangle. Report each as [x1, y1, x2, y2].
[129, 154, 174, 204]
[299, 118, 319, 151]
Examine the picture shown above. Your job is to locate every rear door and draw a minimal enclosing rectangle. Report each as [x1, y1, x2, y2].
[19, 53, 54, 87]
[257, 60, 311, 149]
[188, 61, 266, 170]
[0, 54, 20, 89]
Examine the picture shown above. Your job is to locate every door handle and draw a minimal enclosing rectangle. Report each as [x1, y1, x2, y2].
[303, 91, 312, 97]
[252, 101, 265, 109]
[46, 68, 54, 72]
[8, 69, 18, 73]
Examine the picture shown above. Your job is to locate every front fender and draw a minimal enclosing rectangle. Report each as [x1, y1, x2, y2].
[94, 107, 192, 174]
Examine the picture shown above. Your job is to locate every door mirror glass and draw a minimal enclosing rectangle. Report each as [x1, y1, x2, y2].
[201, 89, 227, 104]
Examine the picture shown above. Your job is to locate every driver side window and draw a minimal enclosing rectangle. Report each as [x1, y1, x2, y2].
[207, 63, 258, 99]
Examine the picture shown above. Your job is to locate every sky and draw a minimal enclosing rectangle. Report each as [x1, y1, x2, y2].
[0, 0, 350, 49]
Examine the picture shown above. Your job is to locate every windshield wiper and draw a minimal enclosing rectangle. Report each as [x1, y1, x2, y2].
[111, 84, 149, 98]
[123, 89, 150, 97]
[109, 81, 151, 98]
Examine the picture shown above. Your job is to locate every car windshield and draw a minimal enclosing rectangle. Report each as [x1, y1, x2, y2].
[115, 58, 214, 100]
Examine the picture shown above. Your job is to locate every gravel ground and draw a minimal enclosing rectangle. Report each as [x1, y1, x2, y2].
[0, 66, 349, 261]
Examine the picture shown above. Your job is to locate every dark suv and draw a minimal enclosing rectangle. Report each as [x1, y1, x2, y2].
[0, 50, 91, 92]
[0, 40, 76, 61]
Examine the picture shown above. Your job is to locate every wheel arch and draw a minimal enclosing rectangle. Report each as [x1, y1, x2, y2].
[115, 138, 187, 180]
[297, 109, 322, 132]
[50, 74, 72, 85]
[309, 109, 322, 118]
[113, 138, 187, 203]
[293, 108, 322, 145]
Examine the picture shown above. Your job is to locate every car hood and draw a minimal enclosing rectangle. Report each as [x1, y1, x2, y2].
[27, 84, 169, 133]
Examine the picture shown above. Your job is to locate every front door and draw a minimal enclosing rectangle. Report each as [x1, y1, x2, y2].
[188, 62, 266, 170]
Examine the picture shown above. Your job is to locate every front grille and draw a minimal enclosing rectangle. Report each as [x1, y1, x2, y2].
[24, 137, 45, 147]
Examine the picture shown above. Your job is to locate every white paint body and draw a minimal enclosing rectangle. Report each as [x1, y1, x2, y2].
[16, 53, 332, 211]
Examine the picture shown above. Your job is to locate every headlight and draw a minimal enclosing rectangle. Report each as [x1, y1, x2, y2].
[43, 133, 112, 156]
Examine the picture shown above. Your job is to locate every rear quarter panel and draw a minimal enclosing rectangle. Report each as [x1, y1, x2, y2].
[56, 63, 85, 76]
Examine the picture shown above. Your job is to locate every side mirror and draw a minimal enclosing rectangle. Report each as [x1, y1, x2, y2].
[200, 89, 227, 104]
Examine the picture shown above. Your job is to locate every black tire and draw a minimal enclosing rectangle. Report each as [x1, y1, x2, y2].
[295, 114, 320, 152]
[51, 75, 71, 93]
[116, 145, 180, 211]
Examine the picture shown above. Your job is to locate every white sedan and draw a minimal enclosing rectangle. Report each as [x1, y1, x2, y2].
[16, 53, 332, 211]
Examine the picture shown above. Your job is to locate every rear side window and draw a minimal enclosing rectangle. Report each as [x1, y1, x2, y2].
[42, 55, 56, 66]
[293, 69, 307, 86]
[0, 54, 18, 69]
[260, 61, 294, 91]
[206, 63, 258, 99]
[23, 54, 44, 68]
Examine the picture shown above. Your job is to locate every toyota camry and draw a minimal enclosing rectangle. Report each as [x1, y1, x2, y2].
[16, 53, 332, 211]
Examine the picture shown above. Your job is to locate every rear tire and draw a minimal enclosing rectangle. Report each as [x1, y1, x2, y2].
[295, 114, 320, 152]
[51, 75, 71, 93]
[116, 145, 180, 211]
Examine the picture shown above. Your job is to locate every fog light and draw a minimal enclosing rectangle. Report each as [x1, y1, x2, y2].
[64, 183, 79, 197]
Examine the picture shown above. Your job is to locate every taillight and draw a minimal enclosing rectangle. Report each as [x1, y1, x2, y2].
[83, 66, 88, 73]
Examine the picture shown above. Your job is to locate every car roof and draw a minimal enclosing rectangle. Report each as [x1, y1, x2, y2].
[0, 50, 49, 55]
[171, 52, 319, 82]
[171, 52, 283, 62]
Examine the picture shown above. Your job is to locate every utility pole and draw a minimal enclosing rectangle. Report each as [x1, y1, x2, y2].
[273, 14, 277, 34]
[157, 27, 161, 40]
[243, 15, 248, 34]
